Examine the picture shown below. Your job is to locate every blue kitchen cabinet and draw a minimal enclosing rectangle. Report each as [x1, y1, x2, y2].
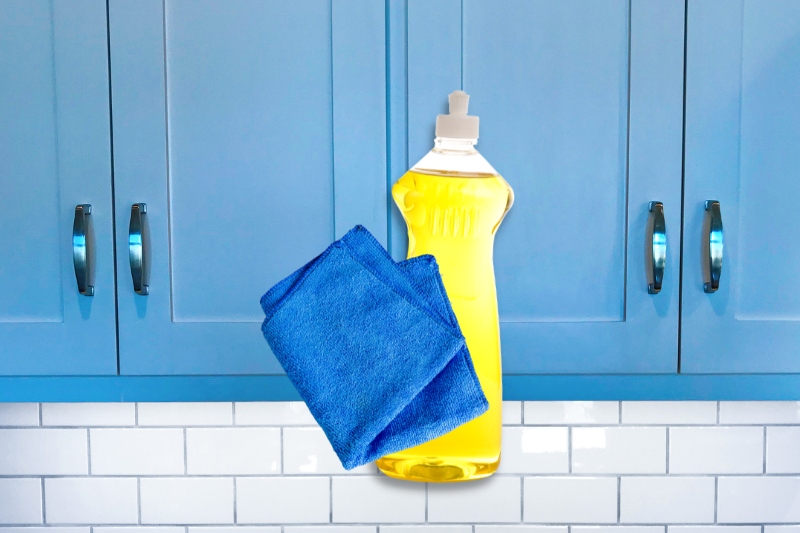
[108, 0, 387, 374]
[390, 0, 686, 373]
[0, 0, 117, 375]
[681, 0, 800, 373]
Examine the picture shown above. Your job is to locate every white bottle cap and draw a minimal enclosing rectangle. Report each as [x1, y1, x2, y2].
[435, 90, 479, 139]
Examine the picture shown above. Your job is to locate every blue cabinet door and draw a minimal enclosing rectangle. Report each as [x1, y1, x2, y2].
[682, 0, 800, 373]
[109, 0, 387, 375]
[0, 0, 117, 375]
[390, 0, 685, 373]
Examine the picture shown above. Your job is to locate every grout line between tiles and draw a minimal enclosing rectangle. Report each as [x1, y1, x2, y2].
[281, 427, 285, 474]
[763, 426, 768, 473]
[137, 477, 142, 524]
[87, 428, 92, 475]
[714, 476, 719, 523]
[38, 403, 42, 426]
[329, 476, 333, 523]
[520, 476, 524, 523]
[183, 428, 188, 475]
[716, 401, 721, 424]
[424, 481, 429, 522]
[231, 403, 236, 426]
[618, 401, 623, 424]
[41, 477, 46, 524]
[135, 403, 139, 426]
[666, 426, 670, 473]
[568, 427, 573, 473]
[617, 476, 621, 523]
[233, 476, 238, 524]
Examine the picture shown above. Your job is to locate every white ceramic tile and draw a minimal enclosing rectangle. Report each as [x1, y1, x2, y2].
[0, 529, 88, 533]
[428, 476, 521, 523]
[0, 403, 40, 426]
[137, 403, 232, 426]
[475, 528, 567, 533]
[766, 528, 800, 533]
[44, 477, 138, 525]
[95, 529, 186, 533]
[234, 402, 316, 426]
[381, 528, 471, 533]
[669, 528, 761, 533]
[497, 426, 568, 473]
[285, 528, 374, 533]
[331, 476, 425, 523]
[502, 401, 522, 424]
[620, 477, 715, 523]
[90, 428, 184, 475]
[283, 427, 374, 474]
[523, 401, 619, 425]
[140, 477, 233, 524]
[767, 426, 800, 473]
[621, 402, 717, 425]
[574, 528, 664, 533]
[186, 428, 280, 475]
[0, 429, 87, 475]
[523, 477, 617, 524]
[669, 427, 763, 474]
[41, 403, 135, 426]
[719, 401, 800, 424]
[572, 427, 666, 473]
[0, 478, 42, 524]
[191, 526, 281, 533]
[718, 476, 800, 523]
[236, 476, 329, 524]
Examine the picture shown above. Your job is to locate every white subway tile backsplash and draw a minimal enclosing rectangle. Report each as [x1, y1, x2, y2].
[234, 402, 315, 426]
[0, 478, 42, 524]
[719, 401, 800, 424]
[717, 476, 800, 523]
[42, 403, 135, 427]
[283, 427, 374, 474]
[44, 477, 138, 524]
[0, 403, 40, 426]
[0, 528, 89, 533]
[0, 429, 87, 475]
[766, 528, 800, 533]
[95, 528, 186, 533]
[140, 477, 233, 524]
[332, 476, 425, 523]
[620, 477, 715, 524]
[428, 476, 521, 523]
[498, 426, 568, 473]
[186, 428, 280, 475]
[621, 402, 717, 425]
[524, 402, 619, 425]
[137, 403, 232, 426]
[669, 427, 763, 474]
[90, 428, 184, 475]
[476, 525, 568, 533]
[190, 526, 282, 533]
[523, 477, 617, 524]
[574, 528, 665, 533]
[381, 525, 472, 533]
[502, 401, 522, 424]
[669, 528, 762, 533]
[285, 528, 374, 533]
[767, 426, 800, 473]
[237, 476, 329, 524]
[572, 427, 666, 473]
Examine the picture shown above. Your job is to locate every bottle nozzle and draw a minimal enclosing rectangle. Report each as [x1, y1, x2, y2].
[436, 90, 479, 140]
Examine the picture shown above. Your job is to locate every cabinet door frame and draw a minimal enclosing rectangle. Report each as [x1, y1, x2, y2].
[0, 0, 117, 375]
[389, 0, 686, 374]
[109, 0, 387, 375]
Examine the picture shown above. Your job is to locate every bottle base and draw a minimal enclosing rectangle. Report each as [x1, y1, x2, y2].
[375, 455, 499, 483]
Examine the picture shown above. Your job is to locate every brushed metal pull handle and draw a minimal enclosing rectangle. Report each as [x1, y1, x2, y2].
[129, 203, 149, 295]
[648, 201, 666, 294]
[72, 204, 94, 296]
[704, 200, 723, 293]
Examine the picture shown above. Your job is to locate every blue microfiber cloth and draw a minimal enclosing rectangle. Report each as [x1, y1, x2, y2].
[260, 225, 488, 470]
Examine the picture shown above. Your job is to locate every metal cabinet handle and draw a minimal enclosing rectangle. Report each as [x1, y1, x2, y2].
[704, 200, 723, 293]
[648, 201, 666, 294]
[72, 204, 94, 296]
[129, 203, 149, 295]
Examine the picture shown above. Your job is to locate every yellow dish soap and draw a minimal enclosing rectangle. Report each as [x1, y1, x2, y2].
[377, 90, 514, 482]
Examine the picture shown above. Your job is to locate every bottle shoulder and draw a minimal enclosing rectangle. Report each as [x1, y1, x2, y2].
[410, 146, 500, 178]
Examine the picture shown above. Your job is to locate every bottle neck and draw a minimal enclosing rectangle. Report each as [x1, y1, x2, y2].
[433, 137, 478, 153]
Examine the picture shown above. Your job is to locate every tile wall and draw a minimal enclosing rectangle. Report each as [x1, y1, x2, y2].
[0, 401, 799, 531]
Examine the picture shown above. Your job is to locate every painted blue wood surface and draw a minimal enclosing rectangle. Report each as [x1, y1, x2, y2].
[3, 374, 800, 402]
[682, 0, 800, 373]
[396, 0, 685, 373]
[0, 0, 117, 375]
[109, 0, 387, 375]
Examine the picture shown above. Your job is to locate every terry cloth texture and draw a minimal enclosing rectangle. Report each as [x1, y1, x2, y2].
[260, 225, 488, 470]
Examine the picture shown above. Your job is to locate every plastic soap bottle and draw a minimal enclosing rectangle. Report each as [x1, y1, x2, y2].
[377, 90, 514, 482]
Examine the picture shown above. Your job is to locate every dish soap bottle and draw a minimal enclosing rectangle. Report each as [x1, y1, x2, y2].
[377, 90, 514, 482]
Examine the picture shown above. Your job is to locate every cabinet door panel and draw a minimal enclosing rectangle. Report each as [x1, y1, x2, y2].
[110, 0, 386, 374]
[682, 0, 800, 373]
[0, 0, 116, 375]
[392, 0, 684, 373]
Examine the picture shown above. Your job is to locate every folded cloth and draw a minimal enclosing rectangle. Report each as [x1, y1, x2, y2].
[260, 225, 488, 470]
